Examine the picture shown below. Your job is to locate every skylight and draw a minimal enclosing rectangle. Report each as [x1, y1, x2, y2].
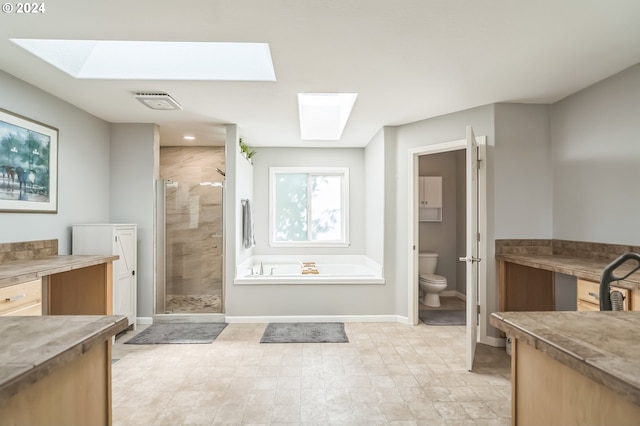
[10, 39, 276, 81]
[298, 93, 358, 140]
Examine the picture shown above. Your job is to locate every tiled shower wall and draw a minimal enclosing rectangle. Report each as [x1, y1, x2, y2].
[160, 146, 225, 312]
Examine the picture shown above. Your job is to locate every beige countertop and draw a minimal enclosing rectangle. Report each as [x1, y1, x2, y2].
[496, 253, 640, 290]
[0, 315, 127, 404]
[491, 310, 640, 407]
[0, 255, 118, 289]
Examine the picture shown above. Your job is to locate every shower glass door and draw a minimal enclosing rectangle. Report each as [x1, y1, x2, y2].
[156, 179, 224, 314]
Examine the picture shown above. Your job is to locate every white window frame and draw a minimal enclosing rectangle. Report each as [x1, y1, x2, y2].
[269, 166, 350, 247]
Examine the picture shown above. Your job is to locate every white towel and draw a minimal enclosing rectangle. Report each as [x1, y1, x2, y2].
[242, 199, 256, 248]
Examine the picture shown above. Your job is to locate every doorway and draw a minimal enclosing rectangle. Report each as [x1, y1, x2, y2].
[407, 132, 488, 368]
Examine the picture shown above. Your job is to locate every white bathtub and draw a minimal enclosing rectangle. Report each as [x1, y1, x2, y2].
[234, 255, 385, 285]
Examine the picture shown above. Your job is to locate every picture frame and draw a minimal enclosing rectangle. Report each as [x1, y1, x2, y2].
[0, 108, 58, 213]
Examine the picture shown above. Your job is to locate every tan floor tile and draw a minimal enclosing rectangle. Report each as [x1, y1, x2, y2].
[112, 322, 511, 425]
[380, 402, 414, 422]
[212, 403, 244, 423]
[242, 404, 273, 424]
[300, 402, 330, 423]
[270, 403, 301, 423]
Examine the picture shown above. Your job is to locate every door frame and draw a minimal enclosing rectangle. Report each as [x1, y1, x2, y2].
[407, 137, 488, 342]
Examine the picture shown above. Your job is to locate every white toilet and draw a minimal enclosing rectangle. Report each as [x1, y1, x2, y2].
[418, 252, 448, 307]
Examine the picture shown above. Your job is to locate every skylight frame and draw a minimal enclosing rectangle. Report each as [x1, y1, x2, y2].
[298, 93, 358, 141]
[10, 39, 277, 81]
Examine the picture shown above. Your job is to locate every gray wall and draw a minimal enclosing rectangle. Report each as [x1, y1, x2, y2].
[0, 70, 111, 253]
[418, 150, 463, 293]
[364, 129, 385, 265]
[494, 103, 553, 239]
[551, 63, 640, 245]
[109, 123, 159, 318]
[251, 147, 366, 256]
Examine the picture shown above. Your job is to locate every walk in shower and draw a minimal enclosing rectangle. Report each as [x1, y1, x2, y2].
[155, 178, 224, 315]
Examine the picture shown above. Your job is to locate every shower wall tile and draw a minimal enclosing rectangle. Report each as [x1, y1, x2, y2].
[160, 147, 225, 310]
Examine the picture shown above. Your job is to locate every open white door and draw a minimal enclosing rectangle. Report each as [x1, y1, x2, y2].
[460, 125, 480, 371]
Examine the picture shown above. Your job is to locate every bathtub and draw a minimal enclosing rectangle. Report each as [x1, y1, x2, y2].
[234, 255, 385, 285]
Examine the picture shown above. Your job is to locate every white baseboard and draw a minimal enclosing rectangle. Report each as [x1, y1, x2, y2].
[226, 314, 403, 324]
[152, 313, 226, 324]
[481, 335, 506, 347]
[441, 290, 467, 301]
[137, 317, 153, 325]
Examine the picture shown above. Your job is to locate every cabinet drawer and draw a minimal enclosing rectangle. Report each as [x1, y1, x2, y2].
[0, 302, 41, 316]
[0, 279, 42, 315]
[577, 299, 600, 312]
[577, 278, 629, 311]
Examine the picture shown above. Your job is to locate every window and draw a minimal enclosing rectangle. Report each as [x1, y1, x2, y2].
[269, 167, 349, 247]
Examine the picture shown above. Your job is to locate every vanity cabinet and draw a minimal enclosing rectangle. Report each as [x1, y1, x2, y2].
[577, 278, 630, 311]
[0, 278, 42, 316]
[73, 224, 137, 328]
[418, 176, 442, 221]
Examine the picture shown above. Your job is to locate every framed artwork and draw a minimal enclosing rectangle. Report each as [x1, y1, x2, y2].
[0, 109, 58, 213]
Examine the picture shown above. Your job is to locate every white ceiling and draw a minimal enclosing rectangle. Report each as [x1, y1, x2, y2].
[1, 1, 639, 148]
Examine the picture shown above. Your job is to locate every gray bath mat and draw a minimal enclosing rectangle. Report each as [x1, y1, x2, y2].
[419, 310, 466, 326]
[260, 322, 349, 343]
[125, 323, 227, 344]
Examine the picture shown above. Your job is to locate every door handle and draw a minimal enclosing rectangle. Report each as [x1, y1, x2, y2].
[459, 256, 481, 263]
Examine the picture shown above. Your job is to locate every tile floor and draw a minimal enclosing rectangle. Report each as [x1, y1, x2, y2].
[112, 320, 511, 425]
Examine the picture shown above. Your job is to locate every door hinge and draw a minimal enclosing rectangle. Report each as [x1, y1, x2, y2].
[477, 232, 481, 241]
[115, 236, 118, 242]
[477, 305, 481, 314]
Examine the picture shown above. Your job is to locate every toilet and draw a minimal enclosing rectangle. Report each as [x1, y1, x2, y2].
[418, 252, 448, 307]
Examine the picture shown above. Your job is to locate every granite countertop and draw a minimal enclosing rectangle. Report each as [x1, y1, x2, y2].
[0, 255, 119, 289]
[496, 253, 640, 289]
[0, 315, 127, 404]
[491, 310, 640, 407]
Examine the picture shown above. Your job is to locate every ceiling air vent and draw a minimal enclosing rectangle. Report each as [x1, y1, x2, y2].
[134, 92, 182, 110]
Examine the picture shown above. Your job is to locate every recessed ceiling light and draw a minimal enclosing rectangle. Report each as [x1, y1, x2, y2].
[184, 135, 196, 140]
[10, 39, 277, 81]
[298, 93, 358, 140]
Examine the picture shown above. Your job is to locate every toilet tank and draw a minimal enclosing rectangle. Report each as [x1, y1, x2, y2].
[419, 252, 438, 274]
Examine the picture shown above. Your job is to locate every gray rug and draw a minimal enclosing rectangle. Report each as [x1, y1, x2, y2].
[260, 322, 349, 343]
[419, 310, 466, 326]
[125, 323, 227, 344]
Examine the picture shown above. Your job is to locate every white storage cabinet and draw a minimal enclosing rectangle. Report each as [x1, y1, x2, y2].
[418, 176, 443, 221]
[72, 224, 137, 328]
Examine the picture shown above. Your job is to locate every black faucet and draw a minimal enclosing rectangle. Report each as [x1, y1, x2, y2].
[599, 252, 640, 310]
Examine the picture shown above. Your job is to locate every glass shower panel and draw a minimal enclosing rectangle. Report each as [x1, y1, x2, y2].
[158, 180, 223, 314]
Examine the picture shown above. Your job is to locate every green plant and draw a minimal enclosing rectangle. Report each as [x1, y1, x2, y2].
[239, 138, 256, 159]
